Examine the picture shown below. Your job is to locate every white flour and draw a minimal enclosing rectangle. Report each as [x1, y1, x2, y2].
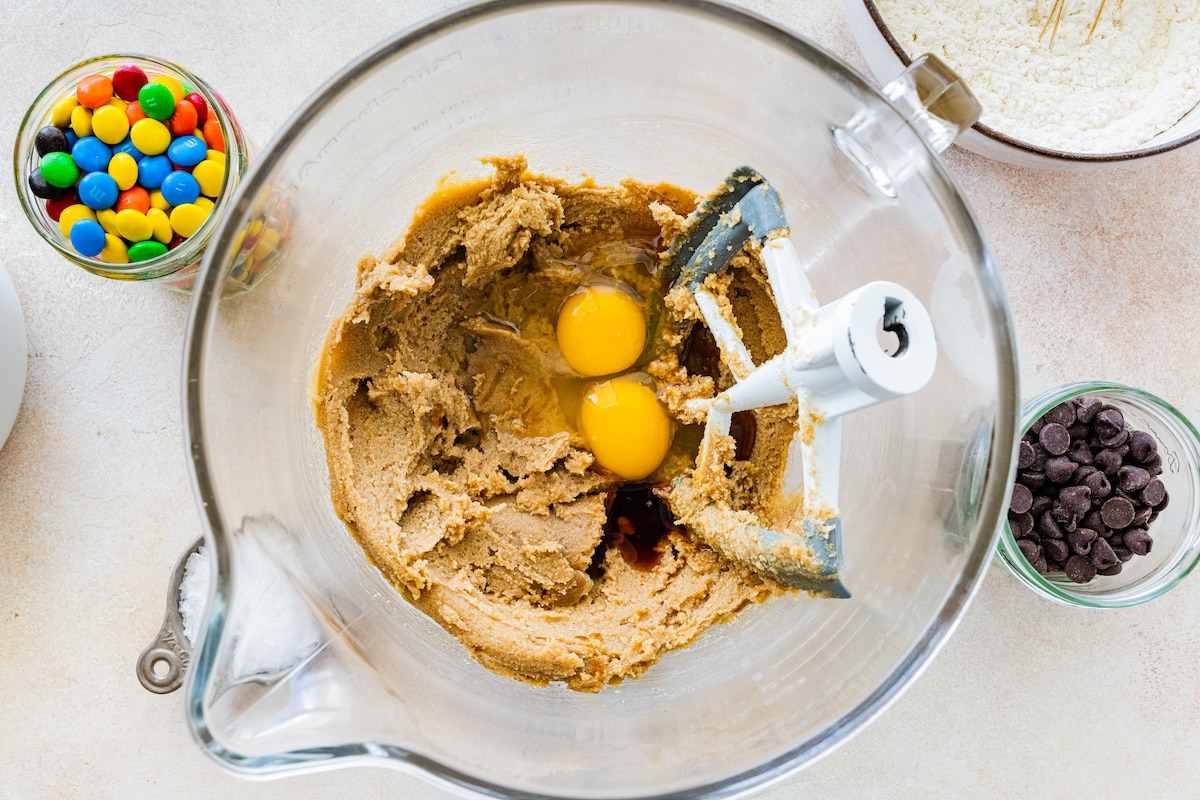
[874, 0, 1200, 152]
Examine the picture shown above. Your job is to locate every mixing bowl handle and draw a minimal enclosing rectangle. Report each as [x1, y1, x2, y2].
[879, 53, 982, 154]
[136, 536, 203, 694]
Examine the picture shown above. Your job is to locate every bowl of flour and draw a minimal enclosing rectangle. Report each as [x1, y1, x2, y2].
[843, 0, 1200, 168]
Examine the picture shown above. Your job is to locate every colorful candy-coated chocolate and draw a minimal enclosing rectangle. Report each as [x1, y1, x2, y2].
[184, 92, 209, 127]
[69, 218, 107, 257]
[161, 171, 200, 206]
[128, 240, 168, 262]
[137, 82, 175, 121]
[130, 118, 171, 156]
[193, 196, 215, 214]
[151, 75, 185, 102]
[70, 136, 112, 173]
[192, 159, 224, 197]
[116, 186, 151, 214]
[148, 189, 170, 212]
[91, 104, 130, 145]
[126, 101, 147, 127]
[107, 152, 139, 191]
[70, 105, 92, 137]
[50, 95, 78, 127]
[96, 208, 120, 235]
[34, 126, 69, 157]
[112, 65, 148, 102]
[99, 233, 130, 263]
[76, 75, 113, 109]
[112, 137, 144, 161]
[166, 135, 206, 167]
[77, 172, 119, 210]
[39, 151, 80, 188]
[202, 117, 223, 153]
[58, 204, 96, 238]
[65, 129, 79, 149]
[45, 190, 79, 221]
[169, 202, 208, 238]
[167, 233, 185, 250]
[28, 170, 67, 200]
[115, 209, 153, 242]
[146, 207, 173, 244]
[169, 100, 198, 137]
[136, 155, 172, 189]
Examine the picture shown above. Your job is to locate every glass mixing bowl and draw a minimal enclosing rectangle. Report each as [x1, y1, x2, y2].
[182, 1, 1019, 797]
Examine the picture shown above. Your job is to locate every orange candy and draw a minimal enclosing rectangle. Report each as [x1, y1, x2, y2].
[203, 117, 224, 153]
[76, 74, 114, 109]
[126, 101, 147, 127]
[169, 100, 198, 137]
[116, 186, 151, 214]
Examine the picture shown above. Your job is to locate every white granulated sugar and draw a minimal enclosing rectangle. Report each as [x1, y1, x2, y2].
[875, 0, 1200, 152]
[179, 546, 211, 646]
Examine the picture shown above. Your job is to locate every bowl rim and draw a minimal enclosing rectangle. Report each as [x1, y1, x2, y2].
[997, 381, 1200, 608]
[180, 0, 1021, 796]
[861, 0, 1200, 163]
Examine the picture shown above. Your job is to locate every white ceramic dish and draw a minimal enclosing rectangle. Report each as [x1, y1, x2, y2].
[0, 264, 26, 450]
[842, 0, 1200, 169]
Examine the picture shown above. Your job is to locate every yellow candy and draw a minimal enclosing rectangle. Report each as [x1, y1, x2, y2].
[169, 202, 209, 238]
[193, 197, 214, 214]
[192, 159, 224, 198]
[130, 118, 170, 155]
[148, 190, 170, 212]
[107, 152, 138, 191]
[106, 96, 129, 112]
[115, 209, 153, 242]
[579, 375, 673, 481]
[91, 104, 130, 145]
[151, 75, 185, 102]
[252, 227, 281, 260]
[557, 284, 647, 377]
[96, 208, 121, 236]
[146, 208, 172, 244]
[51, 95, 78, 127]
[70, 105, 92, 138]
[58, 204, 97, 238]
[205, 149, 225, 165]
[99, 233, 129, 264]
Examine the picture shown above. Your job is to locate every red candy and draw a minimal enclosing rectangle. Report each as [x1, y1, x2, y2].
[116, 186, 150, 214]
[167, 234, 185, 250]
[45, 190, 79, 222]
[126, 101, 147, 127]
[169, 100, 198, 137]
[76, 74, 113, 109]
[112, 65, 148, 102]
[203, 117, 224, 153]
[184, 92, 209, 127]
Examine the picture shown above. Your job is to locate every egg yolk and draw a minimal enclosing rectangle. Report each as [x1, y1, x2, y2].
[580, 375, 673, 481]
[556, 284, 646, 377]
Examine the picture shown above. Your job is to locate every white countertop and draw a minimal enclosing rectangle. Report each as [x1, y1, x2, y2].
[4, 1, 1200, 797]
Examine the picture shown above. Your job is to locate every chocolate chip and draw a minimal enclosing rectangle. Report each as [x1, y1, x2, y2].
[1094, 448, 1125, 476]
[1010, 483, 1033, 514]
[1101, 496, 1136, 529]
[1018, 539, 1047, 574]
[1082, 470, 1112, 499]
[1046, 456, 1077, 484]
[1067, 527, 1097, 556]
[1093, 408, 1126, 441]
[1068, 439, 1093, 465]
[1042, 538, 1069, 562]
[1075, 397, 1102, 423]
[1051, 504, 1078, 532]
[1017, 440, 1036, 469]
[1097, 563, 1124, 576]
[1065, 554, 1097, 583]
[1081, 509, 1105, 531]
[1113, 546, 1134, 562]
[1117, 465, 1151, 492]
[1067, 422, 1090, 441]
[1019, 470, 1047, 491]
[1091, 537, 1120, 571]
[1044, 402, 1076, 427]
[1037, 509, 1065, 539]
[1129, 430, 1158, 463]
[1030, 493, 1054, 517]
[1124, 528, 1153, 556]
[1029, 443, 1049, 471]
[1009, 510, 1034, 538]
[1141, 478, 1167, 507]
[1039, 423, 1071, 456]
[1132, 504, 1152, 526]
[1028, 418, 1046, 436]
[1143, 453, 1164, 475]
[1058, 485, 1092, 516]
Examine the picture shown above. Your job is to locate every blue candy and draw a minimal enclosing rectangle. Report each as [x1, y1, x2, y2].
[77, 172, 119, 210]
[65, 129, 79, 149]
[71, 136, 112, 173]
[137, 155, 172, 189]
[166, 135, 206, 167]
[160, 170, 200, 206]
[69, 218, 106, 257]
[112, 136, 144, 162]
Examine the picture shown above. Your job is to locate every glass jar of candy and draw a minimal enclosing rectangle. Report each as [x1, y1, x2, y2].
[14, 54, 281, 293]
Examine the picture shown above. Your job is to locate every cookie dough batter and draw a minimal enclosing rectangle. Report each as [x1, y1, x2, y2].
[314, 157, 799, 691]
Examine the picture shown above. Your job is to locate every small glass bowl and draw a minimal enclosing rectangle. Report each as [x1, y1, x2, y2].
[12, 54, 266, 292]
[996, 382, 1200, 607]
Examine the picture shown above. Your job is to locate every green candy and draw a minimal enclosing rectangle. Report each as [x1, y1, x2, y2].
[128, 240, 168, 262]
[39, 152, 79, 188]
[138, 82, 175, 121]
